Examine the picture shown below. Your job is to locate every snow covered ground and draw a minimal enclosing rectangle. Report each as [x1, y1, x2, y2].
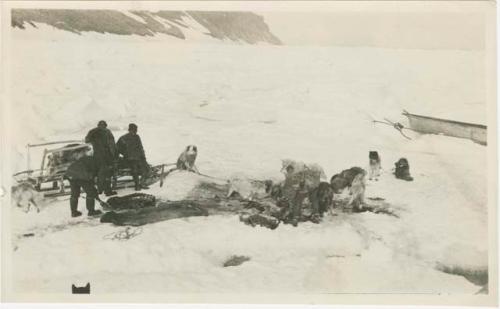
[8, 24, 488, 295]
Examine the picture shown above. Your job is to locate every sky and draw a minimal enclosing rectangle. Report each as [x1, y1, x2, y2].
[5, 1, 492, 50]
[262, 10, 487, 50]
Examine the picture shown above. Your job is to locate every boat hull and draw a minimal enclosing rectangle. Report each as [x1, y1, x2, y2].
[403, 112, 487, 146]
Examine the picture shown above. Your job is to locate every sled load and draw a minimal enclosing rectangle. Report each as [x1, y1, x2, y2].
[12, 140, 167, 197]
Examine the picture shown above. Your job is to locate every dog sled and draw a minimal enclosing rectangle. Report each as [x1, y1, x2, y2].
[12, 140, 168, 197]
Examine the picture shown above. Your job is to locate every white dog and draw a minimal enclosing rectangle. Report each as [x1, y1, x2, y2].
[348, 171, 366, 210]
[176, 145, 199, 173]
[11, 181, 43, 213]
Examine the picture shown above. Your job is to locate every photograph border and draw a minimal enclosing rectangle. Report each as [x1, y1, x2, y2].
[0, 1, 497, 306]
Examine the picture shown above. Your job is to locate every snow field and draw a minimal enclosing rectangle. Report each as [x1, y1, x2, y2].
[9, 25, 488, 294]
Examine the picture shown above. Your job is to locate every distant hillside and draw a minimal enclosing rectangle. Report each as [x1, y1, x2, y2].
[11, 9, 282, 45]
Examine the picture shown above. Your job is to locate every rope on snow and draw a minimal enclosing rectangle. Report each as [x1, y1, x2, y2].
[372, 118, 413, 140]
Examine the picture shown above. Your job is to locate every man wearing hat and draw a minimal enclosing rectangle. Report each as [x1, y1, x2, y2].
[117, 123, 150, 191]
[85, 120, 117, 196]
[65, 147, 103, 217]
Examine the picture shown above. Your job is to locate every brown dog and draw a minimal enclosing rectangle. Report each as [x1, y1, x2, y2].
[330, 167, 365, 193]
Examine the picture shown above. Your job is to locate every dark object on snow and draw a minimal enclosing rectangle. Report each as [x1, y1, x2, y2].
[367, 197, 385, 201]
[265, 180, 283, 200]
[72, 283, 90, 294]
[369, 151, 380, 161]
[289, 180, 309, 223]
[352, 204, 399, 218]
[100, 201, 208, 226]
[106, 193, 156, 210]
[394, 158, 413, 181]
[309, 182, 334, 217]
[240, 213, 280, 230]
[223, 255, 251, 267]
[103, 226, 143, 241]
[330, 167, 365, 193]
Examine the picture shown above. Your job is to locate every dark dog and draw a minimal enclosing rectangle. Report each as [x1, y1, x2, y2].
[394, 158, 413, 181]
[368, 151, 381, 181]
[309, 182, 334, 217]
[330, 167, 365, 193]
[264, 180, 283, 200]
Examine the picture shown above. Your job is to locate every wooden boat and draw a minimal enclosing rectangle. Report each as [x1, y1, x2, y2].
[402, 110, 487, 146]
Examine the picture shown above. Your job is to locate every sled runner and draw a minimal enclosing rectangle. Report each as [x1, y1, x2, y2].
[13, 140, 167, 197]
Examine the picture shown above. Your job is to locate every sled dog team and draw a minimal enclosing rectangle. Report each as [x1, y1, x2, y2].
[12, 120, 413, 218]
[268, 151, 413, 223]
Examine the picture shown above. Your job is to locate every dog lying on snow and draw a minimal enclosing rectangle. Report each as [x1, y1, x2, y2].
[11, 180, 43, 213]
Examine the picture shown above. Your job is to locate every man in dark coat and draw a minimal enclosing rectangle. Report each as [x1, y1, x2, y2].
[65, 153, 103, 217]
[117, 123, 150, 191]
[85, 120, 117, 196]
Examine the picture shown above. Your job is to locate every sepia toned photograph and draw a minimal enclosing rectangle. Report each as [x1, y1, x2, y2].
[1, 0, 497, 306]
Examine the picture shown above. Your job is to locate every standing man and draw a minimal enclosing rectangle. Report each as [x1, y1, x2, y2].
[85, 120, 117, 196]
[117, 123, 150, 191]
[65, 149, 103, 217]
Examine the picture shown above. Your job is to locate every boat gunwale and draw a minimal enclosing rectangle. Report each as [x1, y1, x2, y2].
[403, 111, 487, 130]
